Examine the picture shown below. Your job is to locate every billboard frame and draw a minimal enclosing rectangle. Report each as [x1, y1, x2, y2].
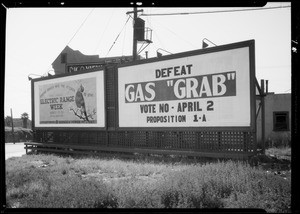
[116, 40, 256, 132]
[31, 68, 107, 131]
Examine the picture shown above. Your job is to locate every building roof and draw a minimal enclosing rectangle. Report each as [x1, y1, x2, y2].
[52, 46, 137, 75]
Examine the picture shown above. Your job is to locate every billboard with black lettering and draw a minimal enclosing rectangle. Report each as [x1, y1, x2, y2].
[118, 40, 255, 130]
[32, 69, 105, 129]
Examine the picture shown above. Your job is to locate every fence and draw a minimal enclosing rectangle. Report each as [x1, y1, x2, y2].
[28, 129, 256, 159]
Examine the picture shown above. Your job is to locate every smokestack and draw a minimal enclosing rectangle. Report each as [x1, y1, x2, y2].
[266, 80, 268, 94]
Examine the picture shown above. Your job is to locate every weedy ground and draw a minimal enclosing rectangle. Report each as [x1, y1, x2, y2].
[265, 147, 291, 159]
[5, 148, 291, 212]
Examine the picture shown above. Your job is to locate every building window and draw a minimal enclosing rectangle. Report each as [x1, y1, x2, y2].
[273, 111, 289, 131]
[61, 53, 67, 63]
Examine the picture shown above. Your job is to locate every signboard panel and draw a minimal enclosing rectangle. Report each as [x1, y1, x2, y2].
[118, 42, 254, 129]
[33, 70, 105, 128]
[66, 56, 133, 73]
[67, 63, 104, 73]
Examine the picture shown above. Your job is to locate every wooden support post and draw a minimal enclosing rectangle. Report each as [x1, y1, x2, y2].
[260, 80, 266, 154]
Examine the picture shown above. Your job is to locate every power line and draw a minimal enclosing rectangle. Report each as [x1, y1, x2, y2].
[106, 16, 131, 57]
[94, 10, 115, 55]
[140, 6, 291, 16]
[122, 18, 128, 56]
[152, 27, 166, 51]
[153, 20, 197, 49]
[67, 9, 95, 46]
[49, 9, 94, 76]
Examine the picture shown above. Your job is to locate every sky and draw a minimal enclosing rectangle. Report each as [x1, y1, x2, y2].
[4, 3, 291, 120]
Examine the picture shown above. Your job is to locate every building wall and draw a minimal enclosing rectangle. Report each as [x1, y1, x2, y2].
[52, 46, 100, 75]
[52, 46, 136, 75]
[256, 93, 291, 147]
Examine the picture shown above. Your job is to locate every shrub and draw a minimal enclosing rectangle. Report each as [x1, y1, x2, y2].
[110, 179, 162, 208]
[266, 132, 291, 148]
[223, 170, 291, 212]
[154, 165, 227, 208]
[266, 147, 291, 158]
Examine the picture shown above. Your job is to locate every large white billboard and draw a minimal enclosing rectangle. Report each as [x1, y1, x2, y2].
[33, 70, 105, 128]
[118, 46, 253, 128]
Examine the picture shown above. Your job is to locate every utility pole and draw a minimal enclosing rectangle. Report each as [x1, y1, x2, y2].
[126, 7, 143, 61]
[132, 7, 138, 61]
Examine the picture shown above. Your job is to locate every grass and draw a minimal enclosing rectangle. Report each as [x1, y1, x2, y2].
[5, 152, 291, 212]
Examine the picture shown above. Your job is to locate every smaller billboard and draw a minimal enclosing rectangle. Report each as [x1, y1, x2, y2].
[33, 70, 105, 128]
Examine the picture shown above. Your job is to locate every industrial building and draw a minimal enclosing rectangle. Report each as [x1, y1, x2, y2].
[256, 92, 291, 148]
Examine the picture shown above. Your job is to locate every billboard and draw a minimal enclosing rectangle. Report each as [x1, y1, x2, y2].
[118, 41, 255, 129]
[33, 70, 105, 129]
